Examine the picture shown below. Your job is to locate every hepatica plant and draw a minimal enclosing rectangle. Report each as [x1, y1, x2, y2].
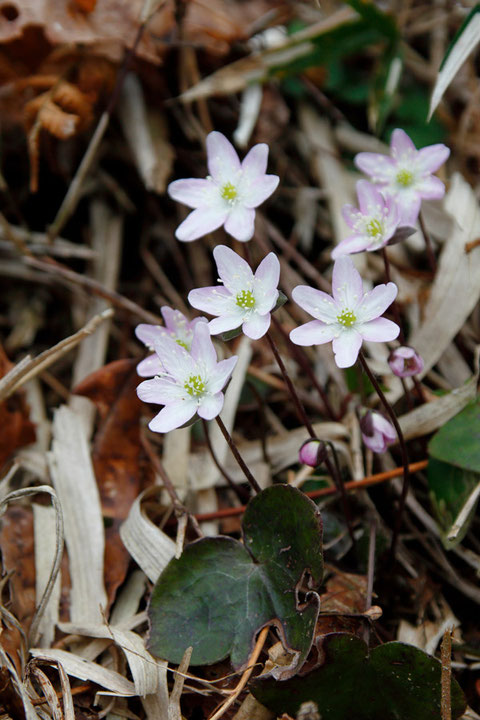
[168, 131, 279, 242]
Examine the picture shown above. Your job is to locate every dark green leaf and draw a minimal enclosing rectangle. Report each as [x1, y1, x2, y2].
[428, 396, 480, 473]
[252, 633, 466, 720]
[428, 458, 480, 548]
[148, 485, 323, 674]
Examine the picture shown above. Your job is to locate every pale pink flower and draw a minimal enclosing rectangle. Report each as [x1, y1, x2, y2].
[135, 307, 207, 378]
[355, 128, 450, 226]
[290, 256, 399, 368]
[388, 346, 424, 378]
[360, 410, 396, 454]
[137, 322, 237, 433]
[299, 439, 327, 468]
[188, 245, 280, 340]
[168, 131, 279, 242]
[332, 180, 400, 258]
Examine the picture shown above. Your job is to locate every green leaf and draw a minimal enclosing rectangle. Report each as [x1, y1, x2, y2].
[252, 633, 466, 720]
[148, 485, 323, 675]
[428, 459, 480, 549]
[428, 396, 480, 473]
[346, 0, 398, 40]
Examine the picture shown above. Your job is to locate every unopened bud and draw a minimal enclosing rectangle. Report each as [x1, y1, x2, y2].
[388, 346, 424, 378]
[360, 410, 396, 454]
[299, 439, 327, 467]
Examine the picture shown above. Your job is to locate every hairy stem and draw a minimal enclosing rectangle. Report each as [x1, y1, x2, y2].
[215, 416, 261, 494]
[201, 419, 250, 503]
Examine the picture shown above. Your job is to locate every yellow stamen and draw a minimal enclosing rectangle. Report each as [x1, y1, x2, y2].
[184, 374, 205, 397]
[396, 169, 414, 187]
[236, 290, 255, 309]
[337, 309, 356, 327]
[221, 182, 238, 202]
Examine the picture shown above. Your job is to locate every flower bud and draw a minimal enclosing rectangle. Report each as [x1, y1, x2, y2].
[388, 346, 424, 378]
[360, 410, 396, 454]
[299, 439, 327, 467]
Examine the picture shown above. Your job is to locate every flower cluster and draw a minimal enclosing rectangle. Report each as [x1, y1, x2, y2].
[168, 132, 279, 243]
[334, 129, 450, 258]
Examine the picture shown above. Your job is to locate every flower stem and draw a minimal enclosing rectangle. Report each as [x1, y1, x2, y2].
[271, 315, 338, 421]
[358, 351, 410, 558]
[215, 415, 261, 494]
[201, 419, 250, 503]
[325, 442, 355, 544]
[419, 212, 437, 274]
[265, 330, 316, 439]
[381, 247, 405, 344]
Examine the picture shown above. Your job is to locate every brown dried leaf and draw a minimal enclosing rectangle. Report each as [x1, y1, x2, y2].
[74, 359, 152, 606]
[0, 505, 36, 629]
[0, 345, 36, 469]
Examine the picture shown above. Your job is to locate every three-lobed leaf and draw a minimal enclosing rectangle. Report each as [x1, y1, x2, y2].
[148, 485, 323, 675]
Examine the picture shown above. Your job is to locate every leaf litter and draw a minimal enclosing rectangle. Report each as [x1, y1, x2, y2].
[0, 1, 480, 719]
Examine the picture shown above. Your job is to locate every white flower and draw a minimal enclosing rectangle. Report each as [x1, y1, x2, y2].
[290, 256, 400, 368]
[188, 245, 280, 340]
[137, 322, 237, 433]
[360, 410, 396, 453]
[355, 128, 450, 226]
[168, 131, 279, 242]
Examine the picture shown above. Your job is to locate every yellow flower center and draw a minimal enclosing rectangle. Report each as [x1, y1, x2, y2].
[175, 339, 188, 350]
[184, 374, 205, 397]
[337, 309, 357, 327]
[236, 290, 255, 309]
[396, 169, 414, 187]
[221, 182, 238, 202]
[366, 218, 383, 237]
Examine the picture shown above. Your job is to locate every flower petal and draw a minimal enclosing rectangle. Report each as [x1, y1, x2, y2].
[332, 256, 364, 309]
[342, 204, 363, 229]
[224, 205, 256, 241]
[213, 245, 253, 292]
[190, 321, 217, 370]
[358, 317, 400, 342]
[390, 128, 416, 160]
[153, 335, 195, 380]
[208, 356, 238, 394]
[356, 180, 384, 215]
[357, 282, 398, 322]
[242, 312, 271, 339]
[354, 152, 396, 182]
[290, 320, 337, 346]
[415, 175, 445, 200]
[415, 144, 450, 174]
[242, 175, 279, 208]
[395, 191, 421, 226]
[175, 206, 228, 242]
[136, 354, 163, 378]
[135, 323, 163, 347]
[332, 330, 363, 368]
[254, 252, 280, 313]
[188, 286, 233, 317]
[241, 143, 268, 180]
[292, 285, 339, 322]
[198, 392, 224, 420]
[332, 234, 371, 259]
[167, 178, 217, 209]
[137, 377, 182, 404]
[208, 314, 243, 335]
[206, 131, 241, 183]
[149, 400, 197, 433]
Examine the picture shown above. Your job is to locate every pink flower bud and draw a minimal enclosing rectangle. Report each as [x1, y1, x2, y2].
[388, 346, 424, 378]
[360, 410, 396, 454]
[299, 439, 327, 467]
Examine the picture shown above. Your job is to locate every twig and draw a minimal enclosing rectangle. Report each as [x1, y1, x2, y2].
[141, 432, 203, 537]
[193, 460, 428, 522]
[208, 626, 269, 720]
[24, 256, 162, 324]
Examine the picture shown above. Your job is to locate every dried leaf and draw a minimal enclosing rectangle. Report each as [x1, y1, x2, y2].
[0, 345, 36, 467]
